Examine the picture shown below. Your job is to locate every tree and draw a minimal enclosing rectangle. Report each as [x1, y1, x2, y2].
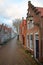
[13, 18, 22, 40]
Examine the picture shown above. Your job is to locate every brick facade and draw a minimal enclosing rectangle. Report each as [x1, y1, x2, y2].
[19, 19, 27, 47]
[26, 1, 43, 62]
[0, 24, 12, 44]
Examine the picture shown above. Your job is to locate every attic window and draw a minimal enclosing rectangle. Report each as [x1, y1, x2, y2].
[27, 20, 34, 29]
[29, 11, 30, 14]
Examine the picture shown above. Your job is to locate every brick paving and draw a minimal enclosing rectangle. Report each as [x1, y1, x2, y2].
[0, 37, 40, 65]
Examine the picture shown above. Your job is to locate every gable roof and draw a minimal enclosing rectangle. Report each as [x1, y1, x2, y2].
[36, 7, 43, 16]
[28, 1, 43, 17]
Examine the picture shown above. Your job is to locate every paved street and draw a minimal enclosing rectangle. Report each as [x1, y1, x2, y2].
[0, 37, 39, 65]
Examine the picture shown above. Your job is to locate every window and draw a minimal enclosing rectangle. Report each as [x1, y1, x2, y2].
[27, 23, 29, 29]
[35, 34, 39, 40]
[27, 21, 30, 29]
[27, 35, 29, 39]
[27, 35, 29, 46]
[29, 34, 33, 49]
[27, 20, 34, 29]
[32, 21, 34, 27]
[30, 20, 34, 28]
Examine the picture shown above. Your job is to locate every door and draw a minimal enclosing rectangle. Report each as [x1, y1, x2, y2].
[34, 33, 39, 59]
[22, 35, 25, 45]
[36, 40, 39, 58]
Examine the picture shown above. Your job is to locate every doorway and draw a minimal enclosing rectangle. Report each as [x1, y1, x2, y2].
[34, 33, 39, 59]
[22, 35, 25, 45]
[36, 40, 39, 58]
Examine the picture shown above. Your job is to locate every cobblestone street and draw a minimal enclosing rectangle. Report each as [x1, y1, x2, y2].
[0, 37, 40, 65]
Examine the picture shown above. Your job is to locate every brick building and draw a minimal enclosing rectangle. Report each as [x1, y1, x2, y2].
[26, 1, 43, 62]
[19, 19, 27, 47]
[0, 24, 12, 44]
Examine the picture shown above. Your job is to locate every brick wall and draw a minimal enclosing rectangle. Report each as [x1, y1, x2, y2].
[26, 1, 43, 62]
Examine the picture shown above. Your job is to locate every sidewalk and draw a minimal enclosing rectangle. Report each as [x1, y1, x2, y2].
[17, 40, 41, 65]
[0, 38, 42, 65]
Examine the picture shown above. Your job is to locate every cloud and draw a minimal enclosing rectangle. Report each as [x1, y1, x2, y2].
[30, 0, 43, 7]
[0, 0, 4, 2]
[0, 0, 43, 27]
[0, 0, 43, 20]
[5, 3, 27, 19]
[0, 0, 28, 19]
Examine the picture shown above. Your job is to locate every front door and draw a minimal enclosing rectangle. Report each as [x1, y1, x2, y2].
[36, 40, 39, 58]
[34, 33, 39, 59]
[22, 35, 25, 45]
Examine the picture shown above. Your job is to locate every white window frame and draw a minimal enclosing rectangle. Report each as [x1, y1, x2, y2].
[29, 33, 33, 50]
[27, 20, 34, 29]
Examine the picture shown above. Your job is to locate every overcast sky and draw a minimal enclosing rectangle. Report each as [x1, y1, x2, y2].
[0, 0, 43, 26]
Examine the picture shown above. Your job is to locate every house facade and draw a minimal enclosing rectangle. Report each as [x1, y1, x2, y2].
[0, 24, 12, 44]
[26, 1, 43, 62]
[19, 19, 27, 47]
